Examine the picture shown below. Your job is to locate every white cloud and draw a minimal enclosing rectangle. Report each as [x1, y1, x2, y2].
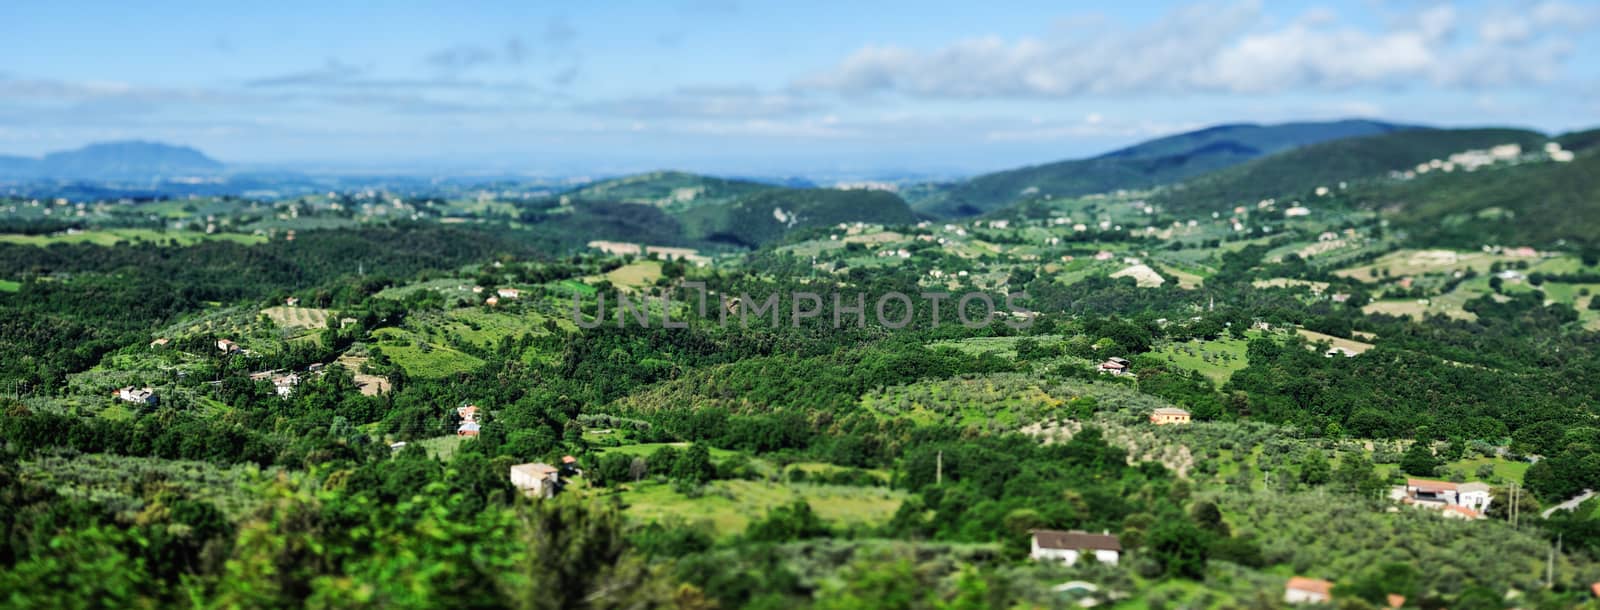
[798, 1, 1596, 99]
[576, 87, 822, 119]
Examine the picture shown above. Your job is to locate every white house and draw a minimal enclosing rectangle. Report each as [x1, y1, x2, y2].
[496, 288, 520, 299]
[272, 373, 300, 399]
[1395, 479, 1492, 517]
[510, 463, 560, 498]
[1029, 530, 1121, 566]
[115, 386, 158, 407]
[1098, 357, 1131, 376]
[1285, 576, 1333, 604]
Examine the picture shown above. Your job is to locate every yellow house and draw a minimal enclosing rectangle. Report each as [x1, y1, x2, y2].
[1149, 407, 1191, 425]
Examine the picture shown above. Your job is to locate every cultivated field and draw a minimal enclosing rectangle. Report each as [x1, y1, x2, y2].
[261, 306, 332, 331]
[0, 229, 266, 247]
[1296, 329, 1374, 355]
[617, 479, 905, 536]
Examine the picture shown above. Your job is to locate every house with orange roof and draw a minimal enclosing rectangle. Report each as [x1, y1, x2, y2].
[1284, 576, 1333, 604]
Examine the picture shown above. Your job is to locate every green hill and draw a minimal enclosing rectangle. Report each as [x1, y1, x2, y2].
[680, 188, 917, 247]
[550, 173, 918, 249]
[1364, 151, 1600, 249]
[911, 119, 1409, 217]
[1556, 128, 1600, 154]
[1151, 127, 1548, 214]
[567, 171, 777, 212]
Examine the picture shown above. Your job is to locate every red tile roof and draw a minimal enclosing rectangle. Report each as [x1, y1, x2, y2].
[1287, 576, 1333, 596]
[1407, 478, 1457, 492]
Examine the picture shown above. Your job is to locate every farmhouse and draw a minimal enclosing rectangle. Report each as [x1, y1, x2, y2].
[485, 296, 500, 307]
[149, 338, 170, 349]
[509, 463, 560, 498]
[217, 339, 241, 354]
[272, 373, 300, 399]
[1098, 357, 1131, 375]
[457, 405, 481, 436]
[496, 288, 520, 299]
[1029, 529, 1121, 566]
[1149, 407, 1191, 425]
[285, 296, 300, 307]
[1284, 576, 1333, 604]
[1394, 478, 1492, 516]
[115, 386, 158, 407]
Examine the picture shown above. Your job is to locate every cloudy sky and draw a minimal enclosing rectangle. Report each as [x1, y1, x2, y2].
[3, 0, 1597, 176]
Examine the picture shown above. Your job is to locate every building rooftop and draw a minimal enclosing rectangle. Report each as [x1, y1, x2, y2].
[1032, 529, 1121, 552]
[1286, 576, 1333, 596]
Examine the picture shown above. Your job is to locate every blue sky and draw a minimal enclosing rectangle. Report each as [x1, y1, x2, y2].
[2, 0, 1597, 176]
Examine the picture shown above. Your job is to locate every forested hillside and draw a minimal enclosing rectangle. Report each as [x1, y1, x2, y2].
[1151, 128, 1548, 213]
[911, 120, 1408, 217]
[1367, 152, 1600, 249]
[4, 123, 1600, 609]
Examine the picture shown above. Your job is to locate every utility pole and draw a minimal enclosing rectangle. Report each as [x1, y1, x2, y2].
[1511, 483, 1519, 528]
[1547, 534, 1559, 588]
[936, 450, 943, 486]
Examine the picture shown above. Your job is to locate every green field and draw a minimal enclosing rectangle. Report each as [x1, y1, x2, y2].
[371, 327, 485, 378]
[411, 435, 468, 460]
[927, 334, 1065, 359]
[0, 229, 266, 247]
[0, 279, 19, 292]
[597, 260, 663, 289]
[1375, 455, 1530, 484]
[261, 306, 332, 332]
[616, 479, 905, 535]
[1149, 334, 1254, 384]
[598, 442, 740, 460]
[859, 373, 1075, 428]
[1334, 249, 1518, 283]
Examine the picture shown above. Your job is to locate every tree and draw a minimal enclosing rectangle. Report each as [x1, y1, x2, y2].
[500, 496, 673, 610]
[1299, 450, 1332, 487]
[1338, 562, 1419, 605]
[813, 556, 931, 610]
[1146, 517, 1209, 579]
[670, 444, 715, 485]
[1191, 501, 1229, 537]
[744, 500, 830, 543]
[1400, 443, 1439, 477]
[1333, 453, 1384, 499]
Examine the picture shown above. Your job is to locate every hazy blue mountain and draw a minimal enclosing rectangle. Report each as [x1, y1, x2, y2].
[0, 141, 224, 181]
[39, 141, 223, 179]
[909, 119, 1414, 217]
[0, 155, 42, 178]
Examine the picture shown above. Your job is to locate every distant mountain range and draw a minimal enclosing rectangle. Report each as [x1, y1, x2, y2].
[906, 119, 1415, 217]
[0, 141, 223, 181]
[11, 122, 1597, 249]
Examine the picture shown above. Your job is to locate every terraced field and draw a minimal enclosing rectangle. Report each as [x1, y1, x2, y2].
[261, 306, 332, 331]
